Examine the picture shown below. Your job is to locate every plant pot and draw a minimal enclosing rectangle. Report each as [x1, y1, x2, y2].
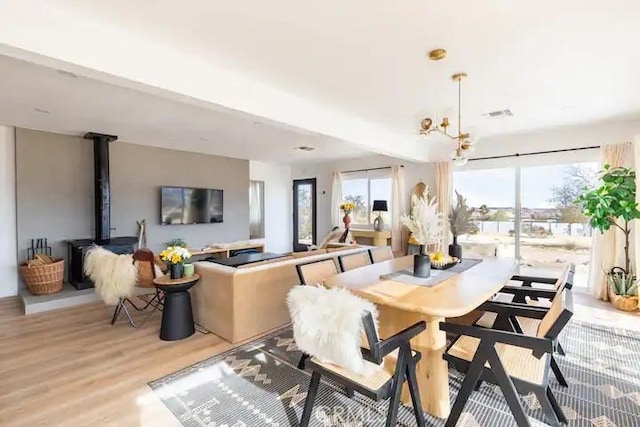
[343, 214, 351, 228]
[609, 294, 639, 311]
[169, 263, 184, 279]
[449, 236, 462, 259]
[413, 246, 431, 278]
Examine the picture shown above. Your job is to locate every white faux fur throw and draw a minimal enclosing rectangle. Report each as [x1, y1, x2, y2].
[287, 285, 378, 375]
[83, 246, 137, 306]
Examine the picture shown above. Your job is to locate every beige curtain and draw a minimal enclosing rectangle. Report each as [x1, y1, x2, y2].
[330, 172, 343, 228]
[634, 135, 640, 299]
[435, 161, 453, 252]
[587, 142, 632, 300]
[391, 165, 406, 253]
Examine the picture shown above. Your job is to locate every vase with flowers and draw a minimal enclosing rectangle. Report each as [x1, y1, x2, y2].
[400, 190, 444, 278]
[160, 246, 192, 279]
[340, 202, 356, 228]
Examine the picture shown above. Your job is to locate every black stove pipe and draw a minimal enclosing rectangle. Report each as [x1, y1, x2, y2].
[84, 132, 117, 243]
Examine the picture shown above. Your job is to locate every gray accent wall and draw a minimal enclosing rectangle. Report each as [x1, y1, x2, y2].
[16, 128, 249, 285]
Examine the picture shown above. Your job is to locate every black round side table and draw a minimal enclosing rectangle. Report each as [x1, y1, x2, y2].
[153, 274, 200, 341]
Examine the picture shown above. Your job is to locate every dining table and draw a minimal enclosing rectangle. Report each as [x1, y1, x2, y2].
[324, 255, 517, 419]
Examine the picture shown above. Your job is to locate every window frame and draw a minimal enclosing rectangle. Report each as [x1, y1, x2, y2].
[341, 170, 392, 229]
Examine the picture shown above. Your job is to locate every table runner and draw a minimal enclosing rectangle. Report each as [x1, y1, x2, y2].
[380, 258, 483, 287]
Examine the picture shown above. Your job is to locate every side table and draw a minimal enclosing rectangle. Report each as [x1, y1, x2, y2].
[153, 274, 200, 341]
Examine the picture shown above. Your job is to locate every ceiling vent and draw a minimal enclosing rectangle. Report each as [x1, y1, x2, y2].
[481, 109, 513, 119]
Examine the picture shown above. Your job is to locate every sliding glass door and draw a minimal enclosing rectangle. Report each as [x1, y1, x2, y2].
[519, 163, 597, 287]
[454, 161, 597, 288]
[453, 167, 516, 258]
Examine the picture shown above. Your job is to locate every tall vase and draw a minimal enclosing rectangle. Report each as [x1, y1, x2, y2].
[449, 235, 462, 259]
[413, 245, 431, 278]
[343, 214, 351, 228]
[169, 263, 184, 279]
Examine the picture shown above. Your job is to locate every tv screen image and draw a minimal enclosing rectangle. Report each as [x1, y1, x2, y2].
[161, 186, 224, 225]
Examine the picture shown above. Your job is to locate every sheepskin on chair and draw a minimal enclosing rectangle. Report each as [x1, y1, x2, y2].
[287, 285, 378, 375]
[84, 246, 137, 306]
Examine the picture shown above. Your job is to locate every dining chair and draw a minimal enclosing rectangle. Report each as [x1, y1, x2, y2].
[369, 246, 394, 264]
[294, 258, 341, 369]
[295, 258, 339, 286]
[338, 251, 372, 272]
[488, 264, 574, 357]
[441, 289, 574, 427]
[293, 306, 427, 427]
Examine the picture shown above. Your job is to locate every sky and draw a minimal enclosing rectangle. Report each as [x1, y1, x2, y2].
[454, 163, 598, 209]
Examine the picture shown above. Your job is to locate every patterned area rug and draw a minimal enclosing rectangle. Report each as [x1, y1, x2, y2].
[149, 320, 640, 426]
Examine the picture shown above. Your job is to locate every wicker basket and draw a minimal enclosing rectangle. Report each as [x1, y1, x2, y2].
[19, 258, 64, 295]
[610, 293, 639, 311]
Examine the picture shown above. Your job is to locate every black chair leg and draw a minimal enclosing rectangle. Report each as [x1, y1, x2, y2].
[550, 356, 568, 387]
[300, 371, 321, 427]
[406, 363, 426, 427]
[385, 346, 408, 427]
[546, 386, 567, 424]
[535, 388, 562, 427]
[473, 379, 483, 391]
[445, 345, 487, 427]
[297, 353, 310, 370]
[110, 300, 123, 325]
[485, 346, 532, 427]
[556, 342, 566, 356]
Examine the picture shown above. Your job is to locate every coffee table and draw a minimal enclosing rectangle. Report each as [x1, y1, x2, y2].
[153, 274, 200, 341]
[209, 252, 287, 267]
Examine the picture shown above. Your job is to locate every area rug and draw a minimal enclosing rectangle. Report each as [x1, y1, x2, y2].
[149, 320, 640, 426]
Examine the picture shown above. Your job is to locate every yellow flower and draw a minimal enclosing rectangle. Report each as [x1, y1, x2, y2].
[171, 254, 181, 264]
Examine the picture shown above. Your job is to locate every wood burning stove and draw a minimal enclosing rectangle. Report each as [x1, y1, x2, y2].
[67, 132, 137, 289]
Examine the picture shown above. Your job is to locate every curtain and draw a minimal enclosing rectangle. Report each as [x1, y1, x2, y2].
[634, 135, 640, 299]
[435, 161, 453, 252]
[249, 181, 263, 238]
[391, 165, 406, 253]
[330, 172, 343, 228]
[587, 142, 632, 300]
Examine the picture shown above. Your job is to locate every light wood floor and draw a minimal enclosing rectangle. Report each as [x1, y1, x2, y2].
[0, 290, 637, 426]
[0, 297, 239, 427]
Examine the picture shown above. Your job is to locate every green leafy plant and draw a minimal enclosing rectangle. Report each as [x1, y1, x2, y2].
[164, 238, 188, 248]
[576, 164, 640, 296]
[448, 191, 477, 237]
[606, 268, 638, 297]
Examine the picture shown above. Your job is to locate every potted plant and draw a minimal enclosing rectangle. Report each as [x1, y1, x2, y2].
[448, 191, 476, 259]
[400, 190, 444, 278]
[340, 202, 356, 228]
[160, 246, 192, 279]
[576, 163, 640, 311]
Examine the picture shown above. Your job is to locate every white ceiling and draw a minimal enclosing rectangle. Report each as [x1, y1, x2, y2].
[0, 55, 367, 163]
[0, 0, 639, 162]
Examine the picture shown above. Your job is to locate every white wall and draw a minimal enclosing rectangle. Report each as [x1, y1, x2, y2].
[292, 155, 434, 239]
[0, 126, 18, 297]
[250, 161, 293, 253]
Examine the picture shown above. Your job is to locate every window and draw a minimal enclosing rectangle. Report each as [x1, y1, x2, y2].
[453, 158, 598, 288]
[341, 170, 392, 228]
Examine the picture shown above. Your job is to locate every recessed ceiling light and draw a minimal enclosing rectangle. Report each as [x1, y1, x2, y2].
[57, 69, 77, 78]
[34, 108, 50, 114]
[296, 146, 315, 151]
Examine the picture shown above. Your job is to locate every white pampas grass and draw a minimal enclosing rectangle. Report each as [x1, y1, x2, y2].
[400, 190, 444, 246]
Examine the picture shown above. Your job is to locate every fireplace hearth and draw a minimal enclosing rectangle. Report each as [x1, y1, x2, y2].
[67, 132, 137, 290]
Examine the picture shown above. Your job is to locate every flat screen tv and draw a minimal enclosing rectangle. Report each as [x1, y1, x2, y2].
[160, 186, 223, 225]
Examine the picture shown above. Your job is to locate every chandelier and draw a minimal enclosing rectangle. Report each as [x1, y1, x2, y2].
[420, 72, 477, 166]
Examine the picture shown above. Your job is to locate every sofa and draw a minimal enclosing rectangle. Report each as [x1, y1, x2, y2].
[191, 245, 369, 343]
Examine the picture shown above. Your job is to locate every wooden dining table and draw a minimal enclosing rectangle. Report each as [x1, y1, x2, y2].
[324, 255, 517, 419]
